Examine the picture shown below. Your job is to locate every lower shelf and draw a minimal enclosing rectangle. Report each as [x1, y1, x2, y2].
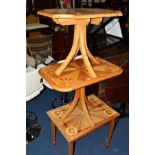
[47, 94, 120, 142]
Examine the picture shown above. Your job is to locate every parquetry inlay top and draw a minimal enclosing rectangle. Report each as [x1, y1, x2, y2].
[37, 8, 122, 19]
[39, 57, 123, 92]
[47, 94, 120, 142]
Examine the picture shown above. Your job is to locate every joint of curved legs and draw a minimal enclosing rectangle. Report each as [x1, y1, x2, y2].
[61, 87, 94, 127]
[55, 23, 99, 78]
[79, 88, 94, 127]
[55, 25, 80, 76]
[83, 26, 100, 65]
[61, 89, 80, 124]
[79, 26, 97, 78]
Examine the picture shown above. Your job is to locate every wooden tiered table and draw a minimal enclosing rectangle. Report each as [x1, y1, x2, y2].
[38, 8, 123, 155]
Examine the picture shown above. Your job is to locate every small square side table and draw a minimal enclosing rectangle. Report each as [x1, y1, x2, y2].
[47, 94, 120, 155]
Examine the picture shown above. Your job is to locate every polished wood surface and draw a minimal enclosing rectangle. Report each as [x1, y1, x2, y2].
[47, 94, 120, 143]
[39, 57, 123, 92]
[53, 21, 100, 77]
[51, 121, 56, 145]
[37, 8, 122, 20]
[105, 118, 116, 148]
[37, 8, 122, 77]
[38, 8, 123, 155]
[69, 141, 74, 155]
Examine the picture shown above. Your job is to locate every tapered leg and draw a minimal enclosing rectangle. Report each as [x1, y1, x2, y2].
[105, 118, 116, 148]
[51, 121, 56, 145]
[68, 141, 74, 155]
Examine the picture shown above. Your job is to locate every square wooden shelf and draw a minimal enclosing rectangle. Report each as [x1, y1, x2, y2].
[47, 94, 120, 142]
[37, 8, 122, 20]
[39, 57, 123, 92]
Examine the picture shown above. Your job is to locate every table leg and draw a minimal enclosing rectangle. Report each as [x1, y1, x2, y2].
[80, 87, 94, 127]
[51, 121, 56, 145]
[55, 25, 80, 75]
[105, 118, 116, 148]
[84, 26, 100, 65]
[55, 21, 99, 78]
[61, 87, 94, 127]
[79, 26, 97, 78]
[68, 141, 74, 155]
[61, 89, 80, 124]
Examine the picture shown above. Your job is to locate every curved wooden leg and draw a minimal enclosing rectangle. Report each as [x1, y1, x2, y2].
[84, 95, 92, 107]
[61, 89, 80, 124]
[73, 44, 80, 59]
[80, 88, 94, 127]
[84, 28, 100, 65]
[55, 25, 80, 75]
[79, 26, 97, 78]
[105, 118, 116, 148]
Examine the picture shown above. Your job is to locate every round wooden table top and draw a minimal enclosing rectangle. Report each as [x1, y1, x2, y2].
[37, 8, 122, 19]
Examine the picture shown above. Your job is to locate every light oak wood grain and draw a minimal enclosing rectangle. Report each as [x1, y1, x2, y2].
[38, 8, 123, 155]
[37, 8, 122, 20]
[47, 94, 120, 143]
[37, 8, 122, 77]
[39, 57, 123, 92]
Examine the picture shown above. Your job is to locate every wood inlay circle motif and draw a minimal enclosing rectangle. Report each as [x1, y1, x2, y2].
[66, 127, 78, 136]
